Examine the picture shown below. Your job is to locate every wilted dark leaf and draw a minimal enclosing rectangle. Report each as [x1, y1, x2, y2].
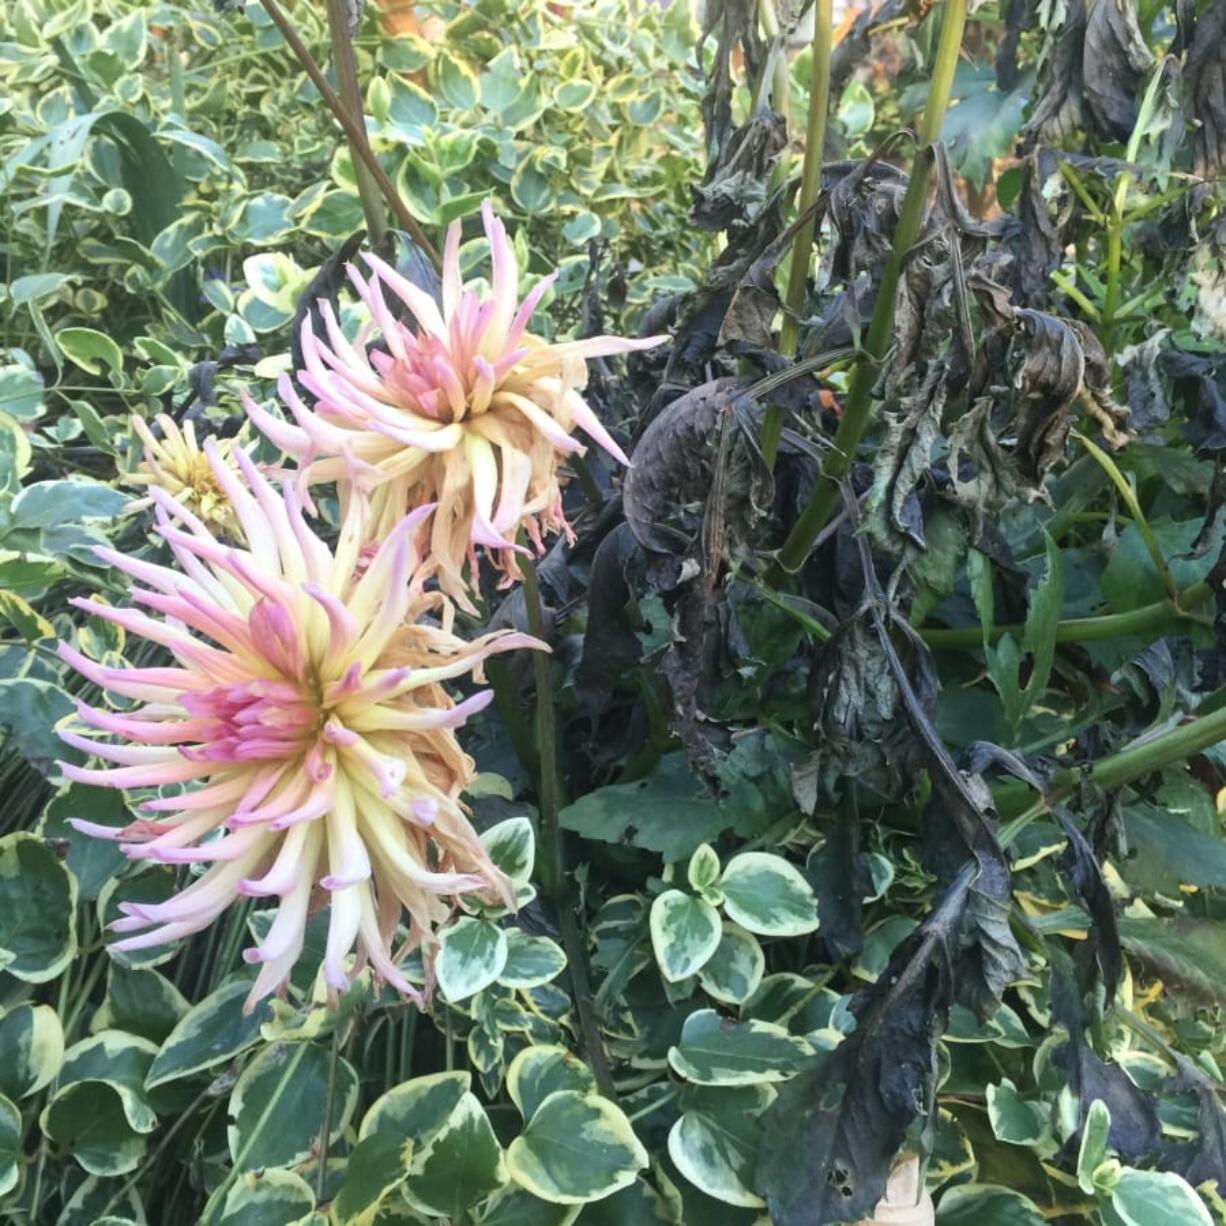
[971, 280, 1131, 482]
[865, 367, 948, 554]
[1053, 807, 1122, 1003]
[289, 229, 367, 386]
[806, 795, 870, 961]
[1051, 962, 1162, 1164]
[1185, 0, 1226, 176]
[1169, 345, 1226, 451]
[1167, 1058, 1226, 1195]
[997, 0, 1036, 90]
[947, 399, 1032, 519]
[755, 864, 975, 1225]
[807, 616, 935, 801]
[691, 108, 787, 232]
[1083, 0, 1155, 141]
[923, 759, 1026, 1021]
[1010, 150, 1070, 308]
[1023, 0, 1087, 145]
[576, 522, 646, 708]
[697, 0, 763, 171]
[624, 378, 767, 557]
[1118, 330, 1171, 432]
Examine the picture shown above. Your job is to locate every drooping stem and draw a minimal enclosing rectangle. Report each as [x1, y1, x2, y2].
[325, 0, 388, 245]
[258, 0, 439, 268]
[776, 0, 968, 572]
[762, 0, 834, 467]
[519, 555, 617, 1100]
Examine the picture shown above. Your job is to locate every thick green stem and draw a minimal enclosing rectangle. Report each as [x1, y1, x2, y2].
[519, 556, 617, 1100]
[325, 0, 388, 245]
[995, 699, 1226, 821]
[519, 556, 562, 900]
[922, 581, 1211, 650]
[776, 0, 968, 573]
[258, 0, 439, 268]
[763, 0, 834, 467]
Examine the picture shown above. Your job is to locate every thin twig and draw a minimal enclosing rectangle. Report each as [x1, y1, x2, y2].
[258, 0, 440, 268]
[324, 0, 388, 244]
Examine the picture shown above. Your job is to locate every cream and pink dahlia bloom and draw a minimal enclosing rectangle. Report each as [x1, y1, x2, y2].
[244, 199, 663, 608]
[125, 413, 245, 542]
[58, 443, 538, 1009]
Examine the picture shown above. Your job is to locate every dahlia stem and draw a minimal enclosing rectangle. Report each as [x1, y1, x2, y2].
[258, 0, 439, 268]
[776, 0, 968, 572]
[762, 0, 834, 467]
[519, 555, 563, 899]
[324, 0, 388, 246]
[921, 581, 1212, 650]
[519, 553, 618, 1100]
[995, 700, 1226, 824]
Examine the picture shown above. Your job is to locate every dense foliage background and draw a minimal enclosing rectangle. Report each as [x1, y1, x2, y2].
[2, 0, 1226, 1223]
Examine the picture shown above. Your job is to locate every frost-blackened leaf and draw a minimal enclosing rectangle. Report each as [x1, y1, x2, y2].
[576, 523, 646, 707]
[754, 866, 975, 1225]
[923, 761, 1025, 1021]
[971, 282, 1130, 482]
[1051, 964, 1161, 1164]
[1119, 330, 1171, 432]
[691, 108, 788, 232]
[1053, 808, 1121, 1003]
[1083, 0, 1155, 141]
[865, 368, 947, 553]
[289, 230, 366, 386]
[1167, 346, 1226, 451]
[947, 399, 1030, 518]
[1024, 0, 1087, 144]
[624, 378, 743, 555]
[1168, 1058, 1226, 1194]
[806, 617, 934, 802]
[1011, 151, 1069, 308]
[1186, 0, 1226, 176]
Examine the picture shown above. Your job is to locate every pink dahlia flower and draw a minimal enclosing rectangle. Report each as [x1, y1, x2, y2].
[57, 443, 539, 1010]
[244, 199, 665, 609]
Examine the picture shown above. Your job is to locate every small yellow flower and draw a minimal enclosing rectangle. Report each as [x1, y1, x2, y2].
[126, 415, 244, 542]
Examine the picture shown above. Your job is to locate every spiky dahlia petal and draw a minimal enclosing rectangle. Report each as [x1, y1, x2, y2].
[57, 450, 542, 1012]
[246, 201, 667, 608]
